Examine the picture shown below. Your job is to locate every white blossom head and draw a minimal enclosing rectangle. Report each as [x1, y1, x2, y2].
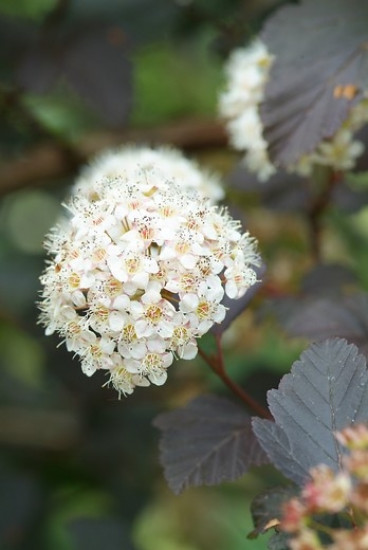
[219, 39, 368, 180]
[74, 145, 224, 203]
[39, 146, 260, 396]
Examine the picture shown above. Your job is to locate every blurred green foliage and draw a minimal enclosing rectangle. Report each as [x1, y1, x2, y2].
[132, 33, 223, 126]
[0, 0, 57, 19]
[1, 0, 367, 549]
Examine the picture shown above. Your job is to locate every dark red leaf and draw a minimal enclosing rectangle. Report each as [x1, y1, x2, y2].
[261, 0, 368, 166]
[16, 24, 132, 126]
[154, 394, 269, 494]
[253, 338, 368, 485]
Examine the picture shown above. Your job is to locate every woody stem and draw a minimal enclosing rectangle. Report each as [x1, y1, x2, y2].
[199, 334, 272, 419]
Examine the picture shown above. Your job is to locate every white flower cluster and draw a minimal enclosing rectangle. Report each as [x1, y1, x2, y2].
[74, 146, 224, 203]
[39, 147, 260, 396]
[219, 40, 276, 181]
[219, 39, 368, 181]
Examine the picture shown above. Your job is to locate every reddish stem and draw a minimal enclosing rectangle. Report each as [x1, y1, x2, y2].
[199, 334, 272, 419]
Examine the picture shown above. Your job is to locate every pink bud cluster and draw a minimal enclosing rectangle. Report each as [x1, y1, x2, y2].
[280, 424, 368, 550]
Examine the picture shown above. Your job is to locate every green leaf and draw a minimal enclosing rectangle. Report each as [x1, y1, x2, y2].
[0, 0, 57, 20]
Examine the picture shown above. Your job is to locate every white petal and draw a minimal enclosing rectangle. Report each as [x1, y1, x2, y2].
[130, 342, 147, 359]
[214, 305, 226, 323]
[203, 222, 218, 239]
[134, 375, 150, 387]
[125, 359, 141, 374]
[149, 369, 167, 386]
[162, 352, 174, 368]
[180, 254, 197, 269]
[115, 204, 128, 219]
[81, 360, 97, 377]
[135, 319, 149, 338]
[72, 290, 86, 307]
[157, 322, 174, 338]
[107, 256, 128, 282]
[109, 311, 126, 331]
[164, 279, 180, 293]
[198, 320, 213, 334]
[123, 281, 138, 295]
[225, 280, 238, 299]
[180, 342, 198, 360]
[211, 258, 224, 274]
[142, 289, 161, 304]
[180, 293, 199, 312]
[100, 337, 115, 354]
[159, 246, 176, 261]
[82, 330, 97, 345]
[147, 338, 166, 353]
[113, 294, 130, 311]
[130, 301, 144, 317]
[145, 258, 159, 273]
[132, 271, 149, 289]
[80, 273, 95, 288]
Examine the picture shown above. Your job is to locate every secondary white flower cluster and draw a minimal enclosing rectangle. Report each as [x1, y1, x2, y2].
[219, 40, 276, 181]
[74, 146, 224, 203]
[219, 39, 368, 181]
[39, 147, 260, 396]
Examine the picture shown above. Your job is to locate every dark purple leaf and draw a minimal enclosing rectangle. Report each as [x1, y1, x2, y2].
[229, 163, 368, 214]
[212, 262, 266, 335]
[354, 125, 368, 172]
[63, 27, 132, 126]
[253, 338, 368, 485]
[16, 37, 60, 93]
[228, 165, 310, 212]
[68, 0, 180, 46]
[300, 263, 357, 295]
[228, 164, 368, 214]
[332, 183, 368, 214]
[0, 470, 41, 546]
[261, 0, 368, 166]
[268, 532, 290, 550]
[16, 25, 132, 126]
[274, 293, 368, 356]
[0, 17, 36, 81]
[250, 485, 297, 538]
[154, 394, 269, 494]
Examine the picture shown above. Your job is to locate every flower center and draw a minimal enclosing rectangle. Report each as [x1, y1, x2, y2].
[145, 305, 163, 323]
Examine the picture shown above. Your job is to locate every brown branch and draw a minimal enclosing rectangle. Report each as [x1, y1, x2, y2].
[0, 407, 79, 450]
[0, 118, 227, 197]
[199, 334, 272, 419]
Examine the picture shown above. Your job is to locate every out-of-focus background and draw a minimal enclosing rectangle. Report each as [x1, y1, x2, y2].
[2, 0, 368, 548]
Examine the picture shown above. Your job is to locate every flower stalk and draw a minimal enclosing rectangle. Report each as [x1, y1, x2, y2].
[199, 333, 272, 419]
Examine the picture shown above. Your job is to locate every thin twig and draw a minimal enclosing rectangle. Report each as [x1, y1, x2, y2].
[199, 334, 272, 419]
